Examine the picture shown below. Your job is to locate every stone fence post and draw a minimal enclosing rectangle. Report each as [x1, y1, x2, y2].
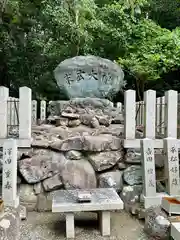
[2, 139, 19, 208]
[0, 87, 9, 138]
[19, 87, 32, 139]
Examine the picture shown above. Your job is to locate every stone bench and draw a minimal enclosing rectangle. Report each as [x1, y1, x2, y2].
[171, 222, 180, 240]
[52, 188, 124, 239]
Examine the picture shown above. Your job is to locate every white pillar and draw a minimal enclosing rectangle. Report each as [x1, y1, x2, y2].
[11, 97, 16, 126]
[32, 100, 37, 125]
[14, 98, 19, 126]
[40, 100, 46, 121]
[0, 87, 9, 138]
[66, 213, 75, 238]
[99, 211, 110, 236]
[156, 97, 161, 134]
[164, 138, 180, 196]
[144, 90, 156, 139]
[139, 101, 143, 126]
[141, 101, 145, 127]
[136, 102, 140, 126]
[2, 139, 19, 208]
[117, 102, 122, 112]
[165, 90, 178, 138]
[7, 97, 11, 126]
[19, 87, 32, 139]
[160, 96, 165, 135]
[124, 90, 136, 139]
[141, 138, 156, 198]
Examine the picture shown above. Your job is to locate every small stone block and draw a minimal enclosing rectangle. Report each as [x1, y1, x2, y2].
[66, 213, 75, 239]
[77, 192, 91, 202]
[99, 211, 110, 236]
[162, 197, 180, 216]
[171, 222, 180, 240]
[143, 192, 168, 209]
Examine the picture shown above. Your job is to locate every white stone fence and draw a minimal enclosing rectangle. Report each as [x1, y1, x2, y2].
[124, 90, 179, 148]
[31, 100, 46, 125]
[0, 86, 31, 147]
[141, 137, 180, 209]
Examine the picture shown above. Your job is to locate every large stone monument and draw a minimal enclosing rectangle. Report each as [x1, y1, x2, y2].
[54, 55, 125, 99]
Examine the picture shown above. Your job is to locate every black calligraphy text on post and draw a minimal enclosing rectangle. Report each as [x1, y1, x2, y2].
[170, 156, 178, 162]
[148, 179, 155, 187]
[146, 148, 152, 156]
[8, 148, 12, 156]
[5, 158, 12, 164]
[5, 170, 11, 178]
[172, 178, 179, 186]
[170, 146, 176, 154]
[147, 169, 154, 174]
[4, 148, 12, 157]
[4, 181, 12, 189]
[147, 156, 153, 162]
[170, 167, 178, 173]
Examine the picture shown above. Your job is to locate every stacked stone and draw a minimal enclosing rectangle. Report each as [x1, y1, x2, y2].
[0, 98, 168, 216]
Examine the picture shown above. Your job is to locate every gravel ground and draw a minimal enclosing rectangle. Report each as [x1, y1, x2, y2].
[20, 210, 148, 240]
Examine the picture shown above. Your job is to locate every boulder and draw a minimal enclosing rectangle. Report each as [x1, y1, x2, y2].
[55, 117, 68, 127]
[120, 185, 143, 204]
[96, 124, 124, 137]
[68, 119, 81, 127]
[80, 114, 99, 128]
[88, 150, 123, 172]
[61, 159, 97, 189]
[50, 134, 122, 152]
[98, 170, 123, 192]
[123, 166, 142, 185]
[18, 150, 67, 183]
[118, 162, 127, 170]
[50, 137, 83, 151]
[95, 115, 111, 126]
[33, 182, 44, 195]
[61, 112, 79, 119]
[124, 149, 141, 164]
[83, 135, 122, 151]
[144, 206, 170, 240]
[54, 55, 125, 99]
[48, 98, 122, 120]
[65, 150, 82, 160]
[42, 173, 63, 192]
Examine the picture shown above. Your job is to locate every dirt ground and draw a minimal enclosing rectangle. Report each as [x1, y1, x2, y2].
[20, 210, 148, 240]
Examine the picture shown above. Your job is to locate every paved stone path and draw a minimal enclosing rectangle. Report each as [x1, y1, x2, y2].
[20, 210, 148, 240]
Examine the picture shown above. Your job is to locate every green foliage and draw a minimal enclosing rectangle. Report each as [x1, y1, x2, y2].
[150, 0, 180, 30]
[117, 20, 180, 98]
[0, 0, 180, 101]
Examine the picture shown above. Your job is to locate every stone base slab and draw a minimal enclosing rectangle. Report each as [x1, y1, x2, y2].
[4, 196, 19, 209]
[161, 196, 180, 216]
[171, 222, 180, 240]
[142, 192, 169, 209]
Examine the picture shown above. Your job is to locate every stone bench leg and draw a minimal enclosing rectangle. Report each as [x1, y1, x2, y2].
[98, 211, 110, 236]
[66, 213, 75, 239]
